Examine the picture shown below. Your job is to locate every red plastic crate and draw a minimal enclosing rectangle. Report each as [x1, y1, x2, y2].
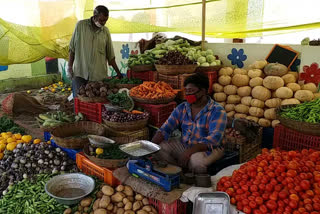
[135, 102, 177, 128]
[76, 152, 120, 186]
[127, 70, 158, 82]
[273, 124, 320, 151]
[74, 98, 108, 123]
[149, 198, 187, 214]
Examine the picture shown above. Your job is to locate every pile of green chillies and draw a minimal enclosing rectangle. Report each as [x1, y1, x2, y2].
[280, 98, 320, 123]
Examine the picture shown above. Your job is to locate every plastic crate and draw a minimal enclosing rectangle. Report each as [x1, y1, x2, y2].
[127, 70, 158, 82]
[149, 198, 187, 214]
[76, 152, 120, 186]
[74, 98, 108, 123]
[273, 124, 320, 151]
[135, 102, 177, 128]
[51, 139, 82, 161]
[44, 131, 51, 141]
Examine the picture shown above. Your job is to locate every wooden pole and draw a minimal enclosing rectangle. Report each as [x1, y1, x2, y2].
[201, 0, 206, 51]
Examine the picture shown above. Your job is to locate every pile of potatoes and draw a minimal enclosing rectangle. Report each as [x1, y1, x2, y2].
[78, 81, 119, 98]
[213, 61, 320, 127]
[64, 184, 158, 214]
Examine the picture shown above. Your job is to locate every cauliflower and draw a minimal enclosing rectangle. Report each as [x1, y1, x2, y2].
[210, 62, 217, 66]
[215, 60, 221, 66]
[197, 56, 207, 64]
[206, 49, 214, 56]
[201, 51, 207, 57]
[201, 62, 210, 67]
[206, 55, 216, 63]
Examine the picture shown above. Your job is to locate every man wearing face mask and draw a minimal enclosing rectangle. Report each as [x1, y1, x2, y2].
[152, 73, 227, 174]
[68, 5, 122, 98]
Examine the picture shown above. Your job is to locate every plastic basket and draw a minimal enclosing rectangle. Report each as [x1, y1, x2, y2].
[44, 131, 51, 141]
[127, 70, 158, 82]
[76, 152, 120, 186]
[51, 139, 82, 161]
[149, 198, 187, 214]
[135, 102, 177, 128]
[74, 98, 108, 123]
[273, 124, 320, 151]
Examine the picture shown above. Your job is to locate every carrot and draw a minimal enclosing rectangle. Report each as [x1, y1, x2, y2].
[132, 110, 143, 114]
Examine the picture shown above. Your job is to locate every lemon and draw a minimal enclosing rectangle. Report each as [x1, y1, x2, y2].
[51, 88, 56, 93]
[6, 137, 16, 143]
[62, 89, 65, 92]
[6, 132, 12, 136]
[2, 134, 9, 140]
[22, 135, 32, 143]
[0, 140, 6, 145]
[6, 142, 17, 151]
[96, 148, 104, 155]
[14, 133, 22, 140]
[16, 140, 23, 144]
[0, 144, 6, 152]
[68, 88, 71, 91]
[46, 141, 51, 144]
[0, 132, 6, 137]
[0, 153, 3, 160]
[33, 139, 41, 144]
[27, 90, 31, 94]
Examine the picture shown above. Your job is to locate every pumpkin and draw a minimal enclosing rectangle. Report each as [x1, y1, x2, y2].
[241, 96, 252, 106]
[219, 102, 226, 107]
[249, 77, 264, 87]
[246, 116, 259, 123]
[250, 99, 265, 108]
[314, 93, 320, 99]
[235, 104, 250, 114]
[264, 63, 288, 76]
[248, 69, 263, 78]
[288, 71, 299, 79]
[212, 83, 224, 93]
[232, 74, 250, 87]
[264, 108, 276, 120]
[263, 76, 284, 90]
[234, 68, 248, 75]
[258, 118, 271, 127]
[213, 92, 227, 102]
[234, 113, 247, 119]
[249, 107, 264, 117]
[218, 75, 232, 86]
[275, 87, 293, 99]
[282, 74, 296, 84]
[237, 86, 252, 97]
[219, 67, 233, 76]
[227, 111, 235, 117]
[225, 104, 236, 112]
[301, 83, 318, 93]
[272, 120, 280, 128]
[286, 83, 301, 92]
[251, 86, 271, 101]
[224, 85, 238, 95]
[294, 90, 314, 102]
[227, 95, 241, 104]
[250, 60, 268, 69]
[281, 98, 300, 105]
[265, 98, 282, 108]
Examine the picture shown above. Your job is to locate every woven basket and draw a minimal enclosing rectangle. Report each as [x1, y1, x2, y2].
[116, 84, 141, 89]
[155, 64, 197, 75]
[103, 117, 148, 132]
[129, 64, 155, 72]
[104, 126, 149, 145]
[51, 121, 105, 149]
[131, 95, 176, 104]
[276, 105, 320, 136]
[83, 145, 128, 168]
[38, 122, 64, 133]
[196, 65, 222, 73]
[77, 95, 108, 103]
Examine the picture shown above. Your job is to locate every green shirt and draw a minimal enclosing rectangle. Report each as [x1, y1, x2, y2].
[69, 18, 115, 81]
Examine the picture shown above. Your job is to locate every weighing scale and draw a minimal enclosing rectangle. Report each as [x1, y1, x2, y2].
[119, 141, 181, 192]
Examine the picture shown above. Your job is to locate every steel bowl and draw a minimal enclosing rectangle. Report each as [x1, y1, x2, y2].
[45, 173, 95, 205]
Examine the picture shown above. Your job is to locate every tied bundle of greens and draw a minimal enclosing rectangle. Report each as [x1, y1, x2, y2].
[280, 98, 320, 123]
[0, 116, 25, 134]
[107, 91, 134, 111]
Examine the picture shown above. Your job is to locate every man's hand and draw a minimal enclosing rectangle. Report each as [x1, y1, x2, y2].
[178, 144, 208, 168]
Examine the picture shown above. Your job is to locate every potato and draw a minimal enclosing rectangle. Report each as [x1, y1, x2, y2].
[117, 202, 125, 208]
[135, 194, 144, 201]
[123, 186, 134, 197]
[93, 199, 101, 211]
[142, 198, 149, 205]
[142, 205, 152, 212]
[124, 202, 133, 210]
[84, 207, 90, 213]
[102, 185, 114, 196]
[107, 203, 114, 211]
[124, 211, 135, 214]
[99, 195, 111, 208]
[133, 201, 143, 211]
[137, 210, 148, 214]
[94, 209, 107, 214]
[151, 206, 158, 214]
[116, 185, 125, 192]
[64, 208, 72, 214]
[78, 206, 83, 212]
[112, 192, 126, 203]
[117, 208, 125, 214]
[123, 198, 130, 205]
[128, 196, 134, 202]
[113, 206, 118, 213]
[96, 191, 104, 199]
[81, 197, 93, 207]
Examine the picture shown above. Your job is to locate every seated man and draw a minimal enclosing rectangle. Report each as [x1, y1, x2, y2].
[152, 73, 227, 174]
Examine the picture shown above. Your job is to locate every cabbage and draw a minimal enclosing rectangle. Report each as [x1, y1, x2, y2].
[210, 62, 217, 66]
[201, 51, 207, 57]
[201, 62, 210, 67]
[188, 50, 195, 56]
[195, 46, 202, 50]
[215, 60, 221, 66]
[206, 55, 216, 63]
[197, 62, 201, 66]
[193, 53, 202, 61]
[197, 56, 206, 64]
[206, 49, 214, 56]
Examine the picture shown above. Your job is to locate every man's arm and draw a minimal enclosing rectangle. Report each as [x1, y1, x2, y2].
[68, 52, 75, 78]
[68, 22, 79, 78]
[109, 58, 122, 79]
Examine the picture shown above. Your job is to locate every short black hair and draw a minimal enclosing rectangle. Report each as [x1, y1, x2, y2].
[183, 73, 209, 91]
[94, 5, 109, 17]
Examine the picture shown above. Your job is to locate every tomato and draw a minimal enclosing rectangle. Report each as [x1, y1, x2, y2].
[294, 185, 302, 192]
[289, 200, 298, 209]
[305, 203, 313, 212]
[253, 210, 262, 214]
[255, 196, 263, 205]
[301, 180, 311, 190]
[252, 192, 260, 197]
[306, 190, 314, 197]
[293, 211, 300, 214]
[230, 197, 236, 204]
[242, 185, 249, 192]
[266, 200, 277, 210]
[269, 192, 278, 201]
[279, 191, 288, 199]
[288, 183, 295, 189]
[265, 184, 274, 192]
[274, 184, 282, 192]
[258, 184, 265, 191]
[242, 199, 249, 206]
[313, 203, 320, 211]
[300, 173, 308, 180]
[287, 169, 297, 177]
[249, 201, 257, 209]
[243, 205, 252, 214]
[236, 189, 244, 194]
[226, 188, 234, 197]
[298, 208, 306, 213]
[304, 198, 312, 204]
[288, 161, 299, 169]
[286, 177, 294, 183]
[250, 185, 258, 192]
[262, 193, 269, 200]
[259, 205, 268, 213]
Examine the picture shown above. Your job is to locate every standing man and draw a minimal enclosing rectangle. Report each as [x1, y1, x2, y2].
[68, 5, 122, 97]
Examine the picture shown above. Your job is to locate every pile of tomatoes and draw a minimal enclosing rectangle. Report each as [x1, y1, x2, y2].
[217, 148, 320, 214]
